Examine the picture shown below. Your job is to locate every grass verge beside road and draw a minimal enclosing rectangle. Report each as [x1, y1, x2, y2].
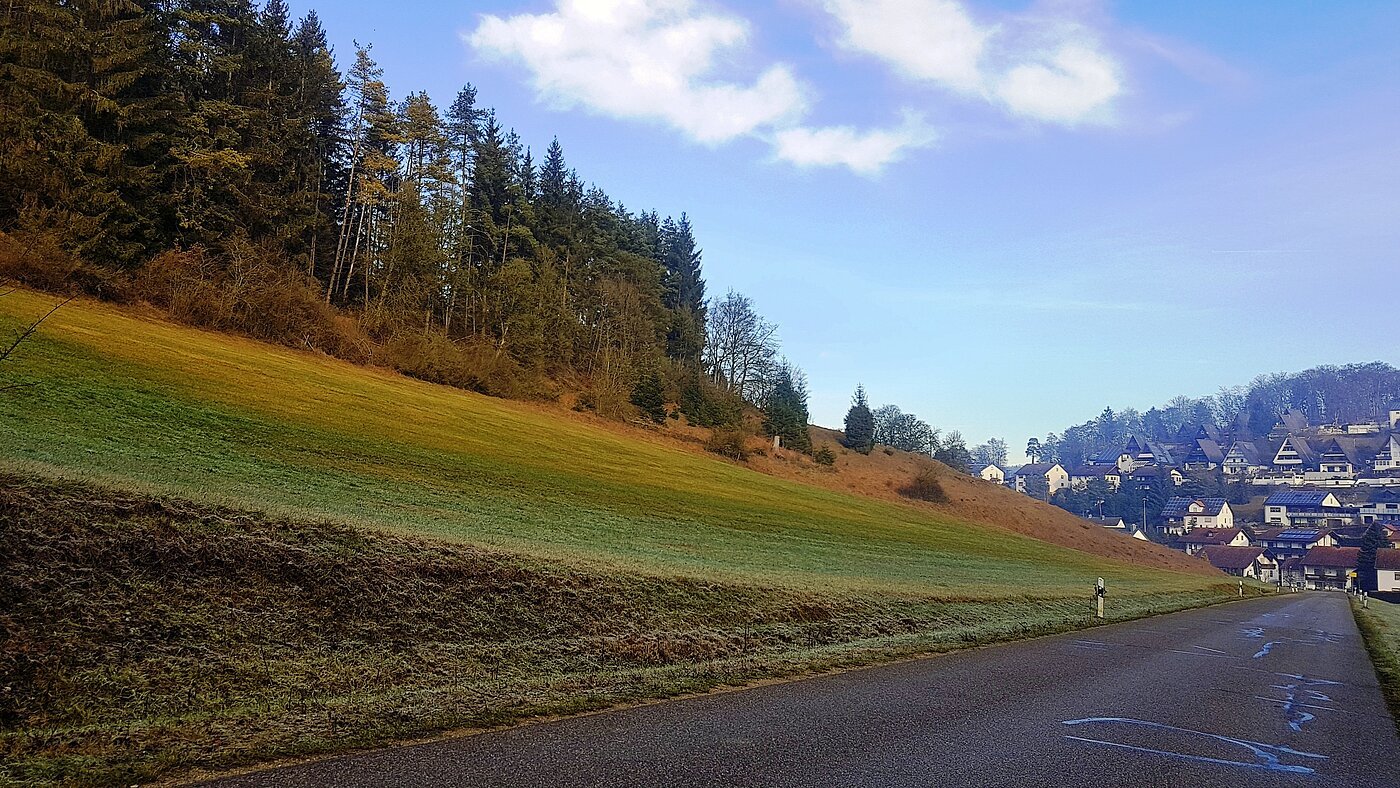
[0, 475, 1251, 787]
[1352, 596, 1400, 735]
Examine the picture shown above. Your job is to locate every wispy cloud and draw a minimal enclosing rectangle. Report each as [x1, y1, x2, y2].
[821, 0, 1125, 125]
[771, 112, 938, 175]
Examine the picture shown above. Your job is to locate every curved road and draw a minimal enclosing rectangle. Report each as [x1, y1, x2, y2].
[203, 593, 1399, 787]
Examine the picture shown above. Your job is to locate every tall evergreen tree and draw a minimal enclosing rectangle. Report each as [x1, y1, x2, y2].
[844, 385, 875, 454]
[1357, 522, 1388, 593]
[763, 364, 811, 452]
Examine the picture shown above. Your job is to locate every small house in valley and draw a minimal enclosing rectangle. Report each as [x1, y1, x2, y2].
[1201, 546, 1276, 582]
[1300, 546, 1358, 590]
[1179, 527, 1250, 556]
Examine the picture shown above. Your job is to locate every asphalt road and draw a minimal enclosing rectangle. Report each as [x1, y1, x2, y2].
[203, 593, 1399, 788]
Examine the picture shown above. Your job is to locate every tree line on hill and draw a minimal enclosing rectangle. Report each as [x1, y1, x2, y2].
[839, 385, 1006, 472]
[1026, 363, 1400, 468]
[0, 0, 819, 448]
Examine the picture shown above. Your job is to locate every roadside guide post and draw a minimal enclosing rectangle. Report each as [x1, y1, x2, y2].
[1095, 577, 1106, 619]
[1239, 580, 1244, 597]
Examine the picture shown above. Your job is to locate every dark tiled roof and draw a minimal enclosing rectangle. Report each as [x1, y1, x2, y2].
[1181, 528, 1244, 545]
[1202, 546, 1266, 571]
[1162, 497, 1226, 518]
[1225, 441, 1264, 465]
[1013, 462, 1058, 477]
[1301, 546, 1359, 569]
[1377, 550, 1400, 570]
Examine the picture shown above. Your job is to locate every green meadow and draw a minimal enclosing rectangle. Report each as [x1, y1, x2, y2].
[0, 290, 1252, 785]
[0, 290, 1208, 596]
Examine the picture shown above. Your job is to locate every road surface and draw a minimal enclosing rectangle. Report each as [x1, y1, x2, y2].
[203, 593, 1399, 787]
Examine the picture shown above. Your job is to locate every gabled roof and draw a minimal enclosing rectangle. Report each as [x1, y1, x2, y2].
[1280, 409, 1309, 432]
[1012, 462, 1059, 477]
[1161, 496, 1192, 518]
[1250, 526, 1333, 542]
[1069, 464, 1118, 478]
[1202, 546, 1267, 571]
[1130, 464, 1179, 479]
[1265, 490, 1335, 508]
[1225, 440, 1264, 466]
[1301, 546, 1359, 569]
[1273, 434, 1317, 465]
[1181, 528, 1244, 546]
[1368, 489, 1400, 504]
[1092, 447, 1128, 465]
[1376, 550, 1400, 570]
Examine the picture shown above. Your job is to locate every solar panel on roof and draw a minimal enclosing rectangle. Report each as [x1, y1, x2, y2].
[1277, 530, 1321, 539]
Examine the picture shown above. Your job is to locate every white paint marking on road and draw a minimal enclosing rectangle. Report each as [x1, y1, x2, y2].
[1191, 645, 1227, 655]
[1274, 673, 1343, 686]
[1241, 627, 1265, 639]
[1062, 718, 1328, 775]
[1253, 641, 1281, 659]
[1063, 737, 1318, 775]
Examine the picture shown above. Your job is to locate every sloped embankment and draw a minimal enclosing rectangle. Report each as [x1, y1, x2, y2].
[0, 473, 1244, 786]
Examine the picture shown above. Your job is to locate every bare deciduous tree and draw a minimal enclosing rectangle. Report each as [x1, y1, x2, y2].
[704, 290, 779, 403]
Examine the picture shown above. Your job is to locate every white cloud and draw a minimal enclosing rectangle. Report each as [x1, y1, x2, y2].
[772, 113, 938, 175]
[994, 43, 1120, 124]
[825, 0, 989, 94]
[821, 0, 1124, 126]
[469, 0, 806, 145]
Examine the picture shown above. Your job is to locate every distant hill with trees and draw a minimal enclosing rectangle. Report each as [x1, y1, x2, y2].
[1034, 363, 1400, 468]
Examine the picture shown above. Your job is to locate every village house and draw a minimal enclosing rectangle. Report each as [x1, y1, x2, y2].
[1201, 545, 1277, 582]
[1068, 464, 1121, 491]
[1251, 526, 1338, 559]
[1361, 489, 1400, 524]
[1011, 463, 1069, 496]
[1263, 490, 1351, 526]
[1182, 430, 1226, 471]
[1086, 516, 1128, 530]
[978, 464, 1005, 484]
[1375, 550, 1400, 593]
[1300, 546, 1358, 590]
[1161, 497, 1233, 532]
[1373, 434, 1400, 472]
[1222, 440, 1267, 477]
[1179, 527, 1250, 556]
[1271, 434, 1317, 475]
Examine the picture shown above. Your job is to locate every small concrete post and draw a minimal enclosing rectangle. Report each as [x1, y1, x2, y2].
[1239, 580, 1244, 597]
[1096, 577, 1105, 619]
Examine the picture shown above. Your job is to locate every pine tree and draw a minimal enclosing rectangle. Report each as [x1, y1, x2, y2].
[660, 214, 706, 366]
[630, 370, 667, 423]
[763, 365, 811, 452]
[843, 385, 875, 454]
[1357, 522, 1387, 593]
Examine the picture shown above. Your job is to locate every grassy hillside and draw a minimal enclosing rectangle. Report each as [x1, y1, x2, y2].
[0, 289, 1210, 595]
[0, 290, 1247, 785]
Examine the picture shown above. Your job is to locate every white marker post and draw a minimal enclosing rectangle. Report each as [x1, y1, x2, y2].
[1239, 580, 1244, 597]
[1096, 577, 1105, 620]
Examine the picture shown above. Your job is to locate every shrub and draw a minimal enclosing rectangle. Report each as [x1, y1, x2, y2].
[705, 427, 749, 461]
[898, 468, 948, 503]
[814, 446, 836, 466]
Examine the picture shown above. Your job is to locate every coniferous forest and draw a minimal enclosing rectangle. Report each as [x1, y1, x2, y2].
[0, 0, 811, 436]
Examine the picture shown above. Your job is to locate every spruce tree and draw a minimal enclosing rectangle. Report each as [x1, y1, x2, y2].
[763, 366, 811, 452]
[843, 385, 875, 454]
[630, 370, 667, 423]
[1357, 522, 1387, 593]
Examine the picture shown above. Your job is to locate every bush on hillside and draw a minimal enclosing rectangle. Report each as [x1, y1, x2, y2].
[814, 446, 836, 466]
[705, 427, 749, 461]
[898, 468, 948, 504]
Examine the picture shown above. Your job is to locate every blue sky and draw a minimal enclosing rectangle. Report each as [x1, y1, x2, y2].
[292, 0, 1400, 461]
